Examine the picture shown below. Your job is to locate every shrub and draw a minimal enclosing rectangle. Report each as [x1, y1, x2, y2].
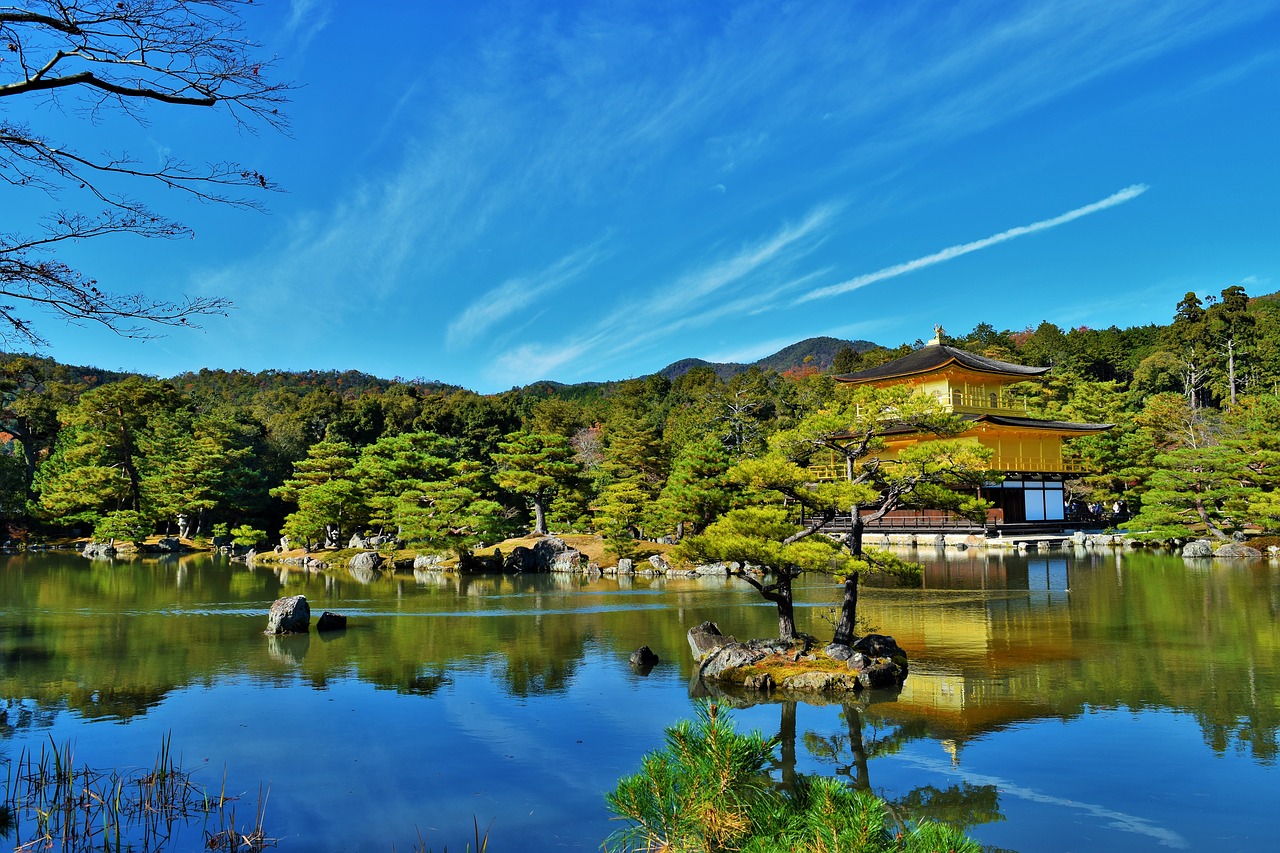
[231, 524, 267, 549]
[93, 510, 150, 547]
[605, 703, 980, 853]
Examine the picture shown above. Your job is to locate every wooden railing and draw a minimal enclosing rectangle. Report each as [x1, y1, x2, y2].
[806, 509, 1001, 532]
[948, 390, 1028, 414]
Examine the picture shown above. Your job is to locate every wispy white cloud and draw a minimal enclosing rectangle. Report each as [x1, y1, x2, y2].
[798, 185, 1149, 304]
[892, 750, 1188, 849]
[446, 241, 607, 348]
[188, 0, 1270, 388]
[284, 0, 332, 50]
[481, 205, 836, 383]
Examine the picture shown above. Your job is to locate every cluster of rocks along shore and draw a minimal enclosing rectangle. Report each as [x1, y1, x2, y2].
[73, 529, 1272, 571]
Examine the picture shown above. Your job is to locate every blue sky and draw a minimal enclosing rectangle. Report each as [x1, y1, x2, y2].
[7, 0, 1280, 391]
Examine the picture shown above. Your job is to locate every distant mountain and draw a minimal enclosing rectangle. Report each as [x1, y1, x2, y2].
[755, 336, 878, 374]
[656, 336, 879, 381]
[654, 357, 748, 382]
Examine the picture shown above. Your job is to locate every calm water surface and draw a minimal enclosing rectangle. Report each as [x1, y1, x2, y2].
[1, 548, 1277, 851]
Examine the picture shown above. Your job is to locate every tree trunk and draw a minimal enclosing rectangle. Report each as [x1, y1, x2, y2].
[532, 494, 548, 535]
[833, 507, 865, 646]
[775, 570, 796, 640]
[832, 571, 860, 646]
[841, 703, 872, 791]
[1228, 338, 1238, 406]
[778, 701, 799, 795]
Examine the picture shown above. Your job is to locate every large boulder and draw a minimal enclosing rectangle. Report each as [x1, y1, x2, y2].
[700, 643, 768, 680]
[348, 551, 382, 572]
[265, 595, 310, 634]
[533, 535, 568, 557]
[413, 554, 443, 571]
[1214, 543, 1262, 558]
[616, 558, 634, 575]
[851, 634, 909, 686]
[824, 643, 853, 662]
[688, 621, 732, 662]
[551, 549, 584, 572]
[503, 546, 540, 573]
[851, 634, 904, 659]
[857, 660, 906, 689]
[1182, 539, 1214, 558]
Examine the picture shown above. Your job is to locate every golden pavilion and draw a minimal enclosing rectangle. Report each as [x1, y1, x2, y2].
[829, 327, 1111, 525]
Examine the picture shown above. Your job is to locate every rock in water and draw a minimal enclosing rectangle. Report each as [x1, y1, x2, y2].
[1181, 539, 1214, 557]
[81, 542, 116, 559]
[348, 551, 382, 572]
[265, 595, 310, 634]
[629, 646, 659, 671]
[1214, 543, 1262, 558]
[503, 546, 539, 573]
[316, 611, 347, 632]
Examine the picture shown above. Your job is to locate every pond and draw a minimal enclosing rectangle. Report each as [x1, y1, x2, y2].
[1, 547, 1277, 852]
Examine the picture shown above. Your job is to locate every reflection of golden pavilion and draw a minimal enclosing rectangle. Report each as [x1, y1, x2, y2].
[860, 552, 1077, 744]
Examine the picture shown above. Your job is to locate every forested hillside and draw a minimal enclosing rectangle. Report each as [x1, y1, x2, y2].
[1, 286, 1277, 549]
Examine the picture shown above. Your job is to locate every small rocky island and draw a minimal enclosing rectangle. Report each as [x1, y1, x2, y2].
[688, 621, 909, 696]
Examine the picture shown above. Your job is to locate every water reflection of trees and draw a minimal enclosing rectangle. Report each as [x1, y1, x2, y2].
[0, 556, 778, 721]
[697, 686, 1007, 838]
[2, 551, 1279, 768]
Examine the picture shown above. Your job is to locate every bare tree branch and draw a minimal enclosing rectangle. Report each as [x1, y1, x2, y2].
[0, 0, 290, 347]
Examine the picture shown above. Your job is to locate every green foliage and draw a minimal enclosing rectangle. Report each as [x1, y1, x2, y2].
[12, 281, 1280, 547]
[656, 435, 738, 537]
[1123, 392, 1280, 539]
[396, 460, 512, 560]
[678, 507, 853, 576]
[93, 510, 150, 546]
[0, 447, 27, 520]
[492, 430, 581, 534]
[596, 480, 651, 559]
[34, 377, 181, 523]
[605, 703, 980, 853]
[230, 525, 266, 548]
[353, 431, 458, 530]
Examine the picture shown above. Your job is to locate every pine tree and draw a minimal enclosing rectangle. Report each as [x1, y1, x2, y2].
[271, 440, 362, 547]
[493, 431, 580, 535]
[352, 432, 457, 532]
[656, 435, 737, 538]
